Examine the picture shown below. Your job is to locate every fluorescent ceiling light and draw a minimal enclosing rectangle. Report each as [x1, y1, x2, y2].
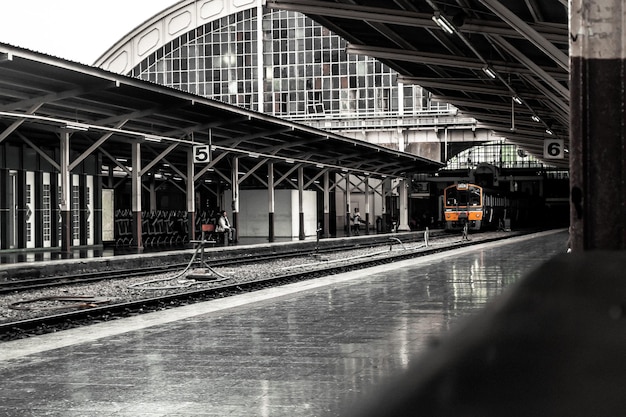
[432, 12, 455, 35]
[482, 66, 497, 79]
[65, 123, 89, 131]
[144, 135, 162, 142]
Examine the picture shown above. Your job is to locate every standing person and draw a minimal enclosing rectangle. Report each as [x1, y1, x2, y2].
[351, 208, 361, 235]
[217, 210, 237, 244]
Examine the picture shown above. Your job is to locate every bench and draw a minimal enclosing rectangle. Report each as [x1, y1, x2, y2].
[201, 223, 226, 244]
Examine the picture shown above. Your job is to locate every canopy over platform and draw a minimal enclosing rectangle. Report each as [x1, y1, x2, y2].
[0, 43, 442, 178]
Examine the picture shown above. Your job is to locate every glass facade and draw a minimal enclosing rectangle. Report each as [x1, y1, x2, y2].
[125, 6, 548, 170]
[443, 141, 547, 170]
[132, 8, 258, 105]
[129, 8, 451, 121]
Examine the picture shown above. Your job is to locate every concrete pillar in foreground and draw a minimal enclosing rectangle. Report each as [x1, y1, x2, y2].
[570, 1, 626, 250]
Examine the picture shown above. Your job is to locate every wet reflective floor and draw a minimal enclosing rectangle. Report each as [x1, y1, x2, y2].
[0, 230, 568, 416]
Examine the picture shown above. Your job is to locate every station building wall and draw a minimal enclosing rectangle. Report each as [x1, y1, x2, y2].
[227, 189, 318, 238]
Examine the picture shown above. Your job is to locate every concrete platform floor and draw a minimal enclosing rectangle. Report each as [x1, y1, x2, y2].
[0, 230, 568, 416]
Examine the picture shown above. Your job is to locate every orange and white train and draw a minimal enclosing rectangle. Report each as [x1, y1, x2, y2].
[442, 183, 509, 231]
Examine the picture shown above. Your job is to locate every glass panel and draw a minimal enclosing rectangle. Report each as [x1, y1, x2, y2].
[127, 8, 460, 123]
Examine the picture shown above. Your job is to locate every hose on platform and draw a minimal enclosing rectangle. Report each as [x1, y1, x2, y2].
[128, 241, 229, 290]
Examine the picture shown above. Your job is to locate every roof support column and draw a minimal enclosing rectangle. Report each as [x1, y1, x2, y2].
[148, 181, 157, 211]
[398, 178, 411, 231]
[364, 176, 371, 235]
[345, 173, 352, 237]
[298, 166, 305, 240]
[570, 0, 626, 250]
[268, 162, 275, 242]
[131, 142, 143, 249]
[231, 157, 239, 242]
[59, 130, 72, 253]
[187, 148, 196, 242]
[323, 171, 330, 238]
[381, 178, 391, 233]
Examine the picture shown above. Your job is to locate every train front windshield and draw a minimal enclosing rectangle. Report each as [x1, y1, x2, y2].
[446, 185, 481, 206]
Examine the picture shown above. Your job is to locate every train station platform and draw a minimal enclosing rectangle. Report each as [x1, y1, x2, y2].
[0, 230, 579, 416]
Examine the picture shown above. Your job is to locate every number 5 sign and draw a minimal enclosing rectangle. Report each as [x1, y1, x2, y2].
[193, 145, 211, 163]
[543, 139, 564, 159]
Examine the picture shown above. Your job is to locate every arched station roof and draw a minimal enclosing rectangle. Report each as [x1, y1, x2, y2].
[95, 0, 569, 169]
[266, 0, 569, 168]
[94, 0, 262, 74]
[0, 43, 440, 178]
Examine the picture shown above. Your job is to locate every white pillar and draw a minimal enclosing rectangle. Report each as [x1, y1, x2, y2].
[231, 156, 239, 240]
[398, 178, 410, 231]
[131, 142, 143, 248]
[323, 170, 330, 237]
[59, 130, 71, 252]
[187, 148, 196, 241]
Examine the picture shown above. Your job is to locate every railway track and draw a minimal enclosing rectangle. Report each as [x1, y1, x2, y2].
[0, 229, 534, 341]
[0, 232, 440, 294]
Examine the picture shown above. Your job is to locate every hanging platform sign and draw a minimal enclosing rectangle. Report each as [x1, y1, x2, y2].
[193, 145, 211, 163]
[543, 139, 564, 159]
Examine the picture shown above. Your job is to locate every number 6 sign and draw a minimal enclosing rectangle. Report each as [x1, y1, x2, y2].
[193, 145, 211, 163]
[543, 139, 564, 159]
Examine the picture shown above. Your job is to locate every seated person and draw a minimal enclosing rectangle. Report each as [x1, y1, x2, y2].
[216, 210, 237, 243]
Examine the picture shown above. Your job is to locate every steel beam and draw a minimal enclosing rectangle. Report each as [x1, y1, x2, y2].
[266, 0, 567, 42]
[346, 44, 568, 81]
[479, 0, 569, 70]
